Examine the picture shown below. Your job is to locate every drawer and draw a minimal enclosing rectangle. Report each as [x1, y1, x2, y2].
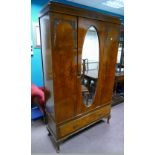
[58, 104, 111, 138]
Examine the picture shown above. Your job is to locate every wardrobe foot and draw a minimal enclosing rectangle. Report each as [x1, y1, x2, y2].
[55, 143, 60, 153]
[107, 115, 111, 124]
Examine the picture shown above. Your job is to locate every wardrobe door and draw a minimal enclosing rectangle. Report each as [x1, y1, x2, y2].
[101, 23, 120, 103]
[77, 17, 106, 115]
[51, 13, 78, 123]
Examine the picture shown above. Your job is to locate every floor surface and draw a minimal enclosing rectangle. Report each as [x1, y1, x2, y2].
[31, 103, 124, 154]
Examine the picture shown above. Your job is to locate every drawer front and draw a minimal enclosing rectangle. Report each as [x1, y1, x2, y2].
[58, 104, 111, 138]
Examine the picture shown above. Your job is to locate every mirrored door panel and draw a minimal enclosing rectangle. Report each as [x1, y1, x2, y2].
[77, 17, 106, 114]
[81, 26, 99, 107]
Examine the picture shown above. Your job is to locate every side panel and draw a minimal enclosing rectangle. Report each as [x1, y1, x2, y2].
[40, 14, 55, 119]
[51, 13, 78, 123]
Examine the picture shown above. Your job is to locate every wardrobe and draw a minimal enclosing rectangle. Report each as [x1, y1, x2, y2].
[39, 1, 121, 152]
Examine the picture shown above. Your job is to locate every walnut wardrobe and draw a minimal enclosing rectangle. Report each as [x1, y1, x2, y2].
[39, 1, 121, 152]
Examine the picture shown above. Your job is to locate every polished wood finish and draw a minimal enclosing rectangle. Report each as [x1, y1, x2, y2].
[39, 1, 121, 152]
[51, 13, 77, 124]
[58, 104, 110, 138]
[77, 17, 120, 114]
[101, 23, 120, 104]
[39, 1, 120, 24]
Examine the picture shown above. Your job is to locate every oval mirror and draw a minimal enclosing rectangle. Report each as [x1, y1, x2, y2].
[81, 26, 99, 107]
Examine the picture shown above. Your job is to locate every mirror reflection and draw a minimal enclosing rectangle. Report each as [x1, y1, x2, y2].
[81, 26, 99, 107]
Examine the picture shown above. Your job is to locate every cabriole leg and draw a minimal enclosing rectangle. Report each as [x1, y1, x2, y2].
[47, 127, 51, 136]
[55, 142, 60, 153]
[47, 127, 60, 153]
[107, 114, 111, 124]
